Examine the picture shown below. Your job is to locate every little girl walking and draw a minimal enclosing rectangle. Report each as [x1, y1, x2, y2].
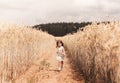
[56, 40, 66, 71]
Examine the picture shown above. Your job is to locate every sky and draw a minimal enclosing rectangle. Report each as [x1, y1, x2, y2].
[0, 0, 120, 25]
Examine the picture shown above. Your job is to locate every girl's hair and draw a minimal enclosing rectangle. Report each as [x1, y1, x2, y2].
[56, 40, 64, 47]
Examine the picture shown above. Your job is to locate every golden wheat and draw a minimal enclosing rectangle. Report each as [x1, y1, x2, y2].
[0, 24, 55, 82]
[62, 21, 120, 83]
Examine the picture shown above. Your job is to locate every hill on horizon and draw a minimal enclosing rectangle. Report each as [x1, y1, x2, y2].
[33, 21, 110, 36]
[33, 22, 92, 36]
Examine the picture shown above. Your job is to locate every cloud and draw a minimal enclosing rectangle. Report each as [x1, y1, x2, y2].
[0, 0, 120, 25]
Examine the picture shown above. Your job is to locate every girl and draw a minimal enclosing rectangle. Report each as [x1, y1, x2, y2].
[56, 40, 66, 71]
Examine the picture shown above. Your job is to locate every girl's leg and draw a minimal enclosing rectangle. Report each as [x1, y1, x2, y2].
[58, 61, 61, 70]
[61, 61, 63, 69]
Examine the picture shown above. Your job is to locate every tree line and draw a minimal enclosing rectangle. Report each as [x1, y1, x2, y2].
[33, 22, 92, 36]
[33, 21, 110, 36]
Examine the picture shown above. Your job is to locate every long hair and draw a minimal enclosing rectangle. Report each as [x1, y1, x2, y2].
[56, 40, 64, 48]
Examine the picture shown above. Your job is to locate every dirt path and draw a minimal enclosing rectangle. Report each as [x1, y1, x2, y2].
[15, 49, 84, 83]
[36, 51, 84, 83]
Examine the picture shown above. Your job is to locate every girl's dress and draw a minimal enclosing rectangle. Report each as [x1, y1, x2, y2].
[56, 46, 64, 61]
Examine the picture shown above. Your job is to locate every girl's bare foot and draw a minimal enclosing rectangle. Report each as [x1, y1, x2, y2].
[58, 67, 62, 71]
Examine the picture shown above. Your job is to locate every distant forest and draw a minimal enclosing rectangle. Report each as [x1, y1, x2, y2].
[33, 22, 92, 36]
[33, 22, 110, 36]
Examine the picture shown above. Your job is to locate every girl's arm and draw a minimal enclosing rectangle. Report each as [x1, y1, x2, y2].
[62, 47, 66, 56]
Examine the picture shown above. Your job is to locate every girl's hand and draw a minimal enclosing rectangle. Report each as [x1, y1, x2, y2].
[59, 52, 65, 56]
[57, 51, 60, 54]
[57, 51, 63, 55]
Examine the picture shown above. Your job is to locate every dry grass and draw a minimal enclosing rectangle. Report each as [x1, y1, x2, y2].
[62, 21, 120, 83]
[0, 24, 55, 82]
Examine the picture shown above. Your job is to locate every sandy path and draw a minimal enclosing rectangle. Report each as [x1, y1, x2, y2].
[15, 48, 84, 83]
[37, 51, 85, 83]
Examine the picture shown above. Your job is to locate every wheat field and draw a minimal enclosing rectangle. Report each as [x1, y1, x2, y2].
[0, 24, 55, 82]
[0, 21, 120, 83]
[62, 21, 120, 83]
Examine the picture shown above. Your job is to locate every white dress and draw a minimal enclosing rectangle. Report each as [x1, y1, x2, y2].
[56, 46, 64, 61]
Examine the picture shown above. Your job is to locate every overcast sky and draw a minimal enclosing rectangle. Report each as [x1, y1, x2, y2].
[0, 0, 120, 25]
